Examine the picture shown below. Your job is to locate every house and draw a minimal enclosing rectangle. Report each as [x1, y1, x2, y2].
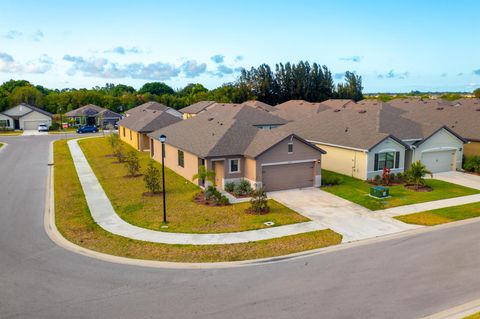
[64, 104, 122, 128]
[178, 101, 216, 119]
[124, 101, 182, 118]
[275, 100, 467, 179]
[148, 103, 326, 192]
[117, 107, 182, 151]
[1, 103, 52, 130]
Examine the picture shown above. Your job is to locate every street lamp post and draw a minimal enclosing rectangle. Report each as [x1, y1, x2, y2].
[159, 134, 167, 224]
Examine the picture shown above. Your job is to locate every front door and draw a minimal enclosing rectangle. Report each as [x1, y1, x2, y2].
[14, 119, 19, 130]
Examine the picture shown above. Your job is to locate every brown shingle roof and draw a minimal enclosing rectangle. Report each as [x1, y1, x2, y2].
[178, 101, 216, 114]
[64, 104, 121, 118]
[117, 109, 181, 133]
[272, 100, 329, 121]
[125, 101, 169, 116]
[242, 100, 276, 112]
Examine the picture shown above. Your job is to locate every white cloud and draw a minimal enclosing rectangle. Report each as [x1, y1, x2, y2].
[0, 52, 53, 74]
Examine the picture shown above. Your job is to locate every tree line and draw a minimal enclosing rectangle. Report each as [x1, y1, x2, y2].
[0, 61, 363, 114]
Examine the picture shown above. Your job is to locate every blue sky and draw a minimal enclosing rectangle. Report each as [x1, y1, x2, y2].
[0, 0, 479, 92]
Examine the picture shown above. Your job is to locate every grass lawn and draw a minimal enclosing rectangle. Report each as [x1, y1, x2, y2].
[78, 137, 309, 233]
[49, 128, 78, 134]
[395, 202, 480, 226]
[0, 143, 3, 148]
[464, 313, 480, 319]
[321, 170, 479, 210]
[54, 140, 342, 262]
[0, 130, 22, 136]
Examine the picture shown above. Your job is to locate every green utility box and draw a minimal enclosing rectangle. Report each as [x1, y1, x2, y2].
[370, 186, 390, 198]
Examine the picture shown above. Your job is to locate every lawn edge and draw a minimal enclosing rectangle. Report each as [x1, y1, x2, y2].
[420, 298, 480, 319]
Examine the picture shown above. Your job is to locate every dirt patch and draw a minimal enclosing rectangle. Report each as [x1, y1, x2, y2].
[404, 184, 432, 192]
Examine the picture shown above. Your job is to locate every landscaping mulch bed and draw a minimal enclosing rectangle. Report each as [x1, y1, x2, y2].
[404, 184, 432, 192]
[226, 191, 251, 199]
[193, 192, 230, 207]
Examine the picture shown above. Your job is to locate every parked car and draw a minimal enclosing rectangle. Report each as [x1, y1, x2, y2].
[37, 124, 49, 132]
[76, 125, 99, 134]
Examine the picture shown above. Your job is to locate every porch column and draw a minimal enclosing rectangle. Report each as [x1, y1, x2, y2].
[204, 159, 214, 188]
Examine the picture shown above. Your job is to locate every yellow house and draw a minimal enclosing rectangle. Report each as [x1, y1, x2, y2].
[118, 108, 182, 151]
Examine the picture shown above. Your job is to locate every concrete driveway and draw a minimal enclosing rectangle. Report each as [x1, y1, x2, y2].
[269, 188, 419, 242]
[432, 171, 480, 190]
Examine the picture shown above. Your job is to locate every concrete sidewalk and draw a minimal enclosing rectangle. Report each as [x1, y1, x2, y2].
[67, 139, 326, 245]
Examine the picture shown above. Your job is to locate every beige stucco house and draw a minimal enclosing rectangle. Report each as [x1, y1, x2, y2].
[149, 103, 325, 191]
[1, 103, 52, 130]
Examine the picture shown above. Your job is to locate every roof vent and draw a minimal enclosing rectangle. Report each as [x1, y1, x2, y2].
[345, 127, 349, 132]
[359, 110, 367, 114]
[208, 117, 214, 121]
[476, 108, 480, 111]
[436, 107, 444, 110]
[334, 109, 341, 112]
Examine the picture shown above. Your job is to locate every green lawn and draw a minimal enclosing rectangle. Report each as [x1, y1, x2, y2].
[321, 170, 479, 210]
[49, 128, 78, 134]
[395, 202, 480, 226]
[0, 143, 3, 148]
[78, 137, 309, 233]
[0, 130, 22, 136]
[54, 139, 342, 262]
[464, 313, 480, 319]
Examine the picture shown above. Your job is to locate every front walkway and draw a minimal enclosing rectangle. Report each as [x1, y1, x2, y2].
[268, 188, 420, 242]
[67, 139, 326, 245]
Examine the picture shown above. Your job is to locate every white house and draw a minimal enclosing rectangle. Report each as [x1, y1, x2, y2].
[2, 103, 52, 130]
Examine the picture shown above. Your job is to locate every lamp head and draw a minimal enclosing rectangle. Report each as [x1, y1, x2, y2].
[159, 134, 166, 143]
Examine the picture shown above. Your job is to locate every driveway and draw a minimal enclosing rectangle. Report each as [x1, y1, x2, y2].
[432, 171, 480, 190]
[22, 130, 48, 136]
[268, 188, 419, 242]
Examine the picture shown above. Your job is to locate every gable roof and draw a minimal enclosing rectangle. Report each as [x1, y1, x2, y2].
[117, 109, 181, 133]
[242, 100, 276, 112]
[272, 100, 330, 121]
[178, 101, 217, 114]
[64, 104, 121, 118]
[125, 101, 169, 116]
[3, 103, 52, 118]
[149, 103, 291, 158]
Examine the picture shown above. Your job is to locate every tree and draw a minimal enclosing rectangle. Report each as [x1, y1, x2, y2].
[192, 165, 216, 186]
[0, 79, 31, 93]
[143, 160, 161, 194]
[124, 151, 140, 177]
[404, 161, 432, 190]
[113, 144, 125, 163]
[248, 187, 269, 214]
[336, 71, 363, 101]
[9, 86, 44, 107]
[138, 82, 174, 96]
[474, 88, 480, 98]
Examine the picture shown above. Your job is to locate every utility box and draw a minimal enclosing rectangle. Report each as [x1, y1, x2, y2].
[370, 186, 389, 198]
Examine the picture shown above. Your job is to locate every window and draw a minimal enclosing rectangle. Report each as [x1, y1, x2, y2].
[178, 150, 184, 167]
[229, 159, 240, 173]
[374, 151, 400, 171]
[288, 142, 293, 154]
[123, 127, 126, 137]
[0, 119, 10, 128]
[129, 130, 132, 140]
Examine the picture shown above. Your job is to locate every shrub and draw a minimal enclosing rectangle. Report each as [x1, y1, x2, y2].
[143, 160, 161, 194]
[233, 179, 253, 197]
[113, 145, 125, 163]
[322, 174, 341, 186]
[205, 186, 229, 205]
[224, 181, 235, 193]
[374, 174, 381, 185]
[248, 187, 269, 214]
[404, 160, 432, 190]
[464, 156, 480, 173]
[381, 168, 391, 186]
[218, 195, 230, 206]
[49, 122, 60, 131]
[108, 131, 120, 154]
[124, 150, 140, 176]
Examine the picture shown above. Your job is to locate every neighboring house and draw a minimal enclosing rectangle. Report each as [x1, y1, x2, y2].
[64, 104, 122, 128]
[149, 104, 325, 192]
[0, 112, 14, 130]
[2, 103, 52, 130]
[124, 101, 182, 118]
[178, 101, 216, 119]
[117, 108, 182, 151]
[275, 100, 467, 179]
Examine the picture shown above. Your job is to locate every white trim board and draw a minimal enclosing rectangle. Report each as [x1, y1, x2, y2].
[261, 159, 317, 167]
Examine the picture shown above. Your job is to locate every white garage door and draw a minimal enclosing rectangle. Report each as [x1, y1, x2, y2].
[262, 162, 314, 192]
[421, 151, 455, 173]
[23, 121, 45, 130]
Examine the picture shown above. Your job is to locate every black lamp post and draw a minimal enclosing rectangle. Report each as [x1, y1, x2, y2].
[159, 134, 167, 224]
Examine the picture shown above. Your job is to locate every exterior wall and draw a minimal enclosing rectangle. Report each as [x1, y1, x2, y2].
[412, 129, 464, 170]
[316, 144, 368, 180]
[19, 110, 52, 129]
[366, 138, 406, 180]
[119, 126, 140, 150]
[0, 113, 14, 129]
[464, 141, 480, 157]
[244, 158, 257, 183]
[3, 104, 32, 117]
[151, 140, 200, 183]
[140, 133, 150, 151]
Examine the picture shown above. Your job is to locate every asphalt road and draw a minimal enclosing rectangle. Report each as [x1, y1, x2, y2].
[0, 135, 479, 319]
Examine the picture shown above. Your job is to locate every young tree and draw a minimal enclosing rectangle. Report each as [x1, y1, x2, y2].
[113, 144, 125, 163]
[192, 166, 216, 199]
[107, 129, 119, 155]
[248, 187, 269, 214]
[405, 161, 433, 190]
[143, 160, 161, 194]
[124, 151, 140, 177]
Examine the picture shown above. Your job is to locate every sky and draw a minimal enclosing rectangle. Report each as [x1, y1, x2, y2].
[0, 0, 479, 93]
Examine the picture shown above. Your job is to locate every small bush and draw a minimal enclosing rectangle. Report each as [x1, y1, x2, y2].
[374, 174, 381, 185]
[205, 186, 229, 205]
[49, 122, 60, 131]
[233, 179, 253, 197]
[248, 188, 269, 214]
[143, 160, 161, 194]
[113, 145, 125, 163]
[464, 156, 480, 173]
[322, 174, 341, 186]
[124, 150, 140, 176]
[224, 181, 235, 193]
[218, 195, 230, 206]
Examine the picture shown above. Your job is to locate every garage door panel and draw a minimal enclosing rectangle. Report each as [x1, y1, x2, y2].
[23, 121, 44, 130]
[421, 151, 455, 173]
[262, 162, 314, 192]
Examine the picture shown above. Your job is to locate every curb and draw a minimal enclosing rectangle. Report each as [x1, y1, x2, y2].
[44, 139, 480, 269]
[421, 298, 480, 319]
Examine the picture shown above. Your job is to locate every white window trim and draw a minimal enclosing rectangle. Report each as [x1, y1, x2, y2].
[228, 158, 241, 174]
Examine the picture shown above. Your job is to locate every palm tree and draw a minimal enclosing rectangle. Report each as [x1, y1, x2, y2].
[405, 160, 433, 190]
[192, 165, 216, 187]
